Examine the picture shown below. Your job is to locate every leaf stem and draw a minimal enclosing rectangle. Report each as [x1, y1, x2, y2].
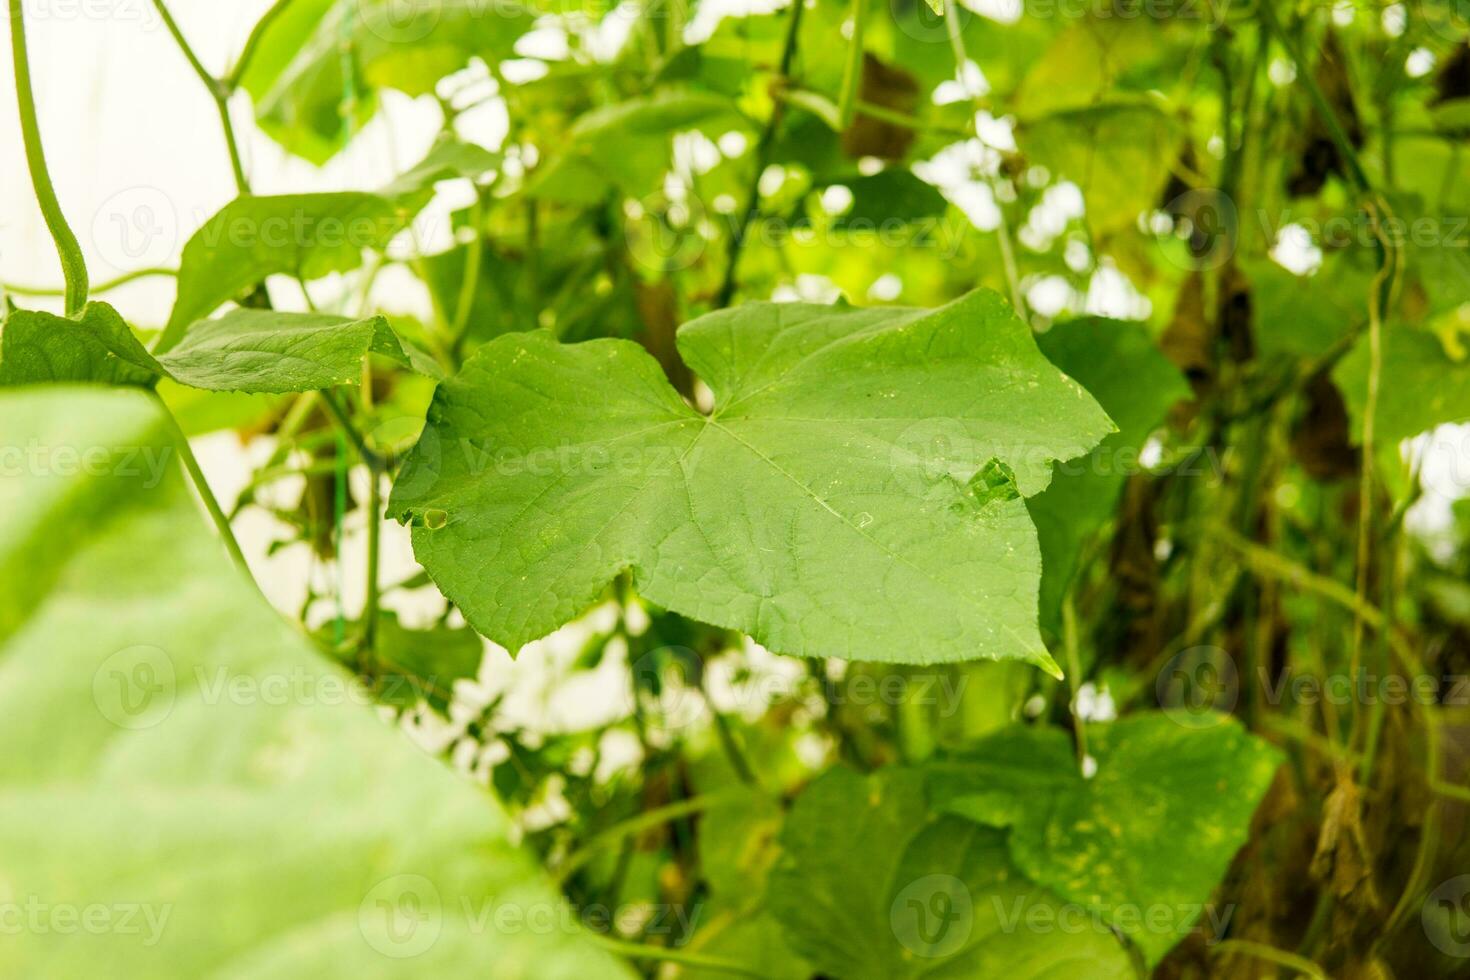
[942, 0, 1025, 319]
[701, 678, 760, 788]
[359, 362, 381, 661]
[584, 934, 766, 978]
[1062, 593, 1089, 773]
[449, 190, 488, 360]
[716, 0, 804, 309]
[552, 792, 739, 885]
[226, 0, 295, 89]
[149, 0, 250, 193]
[1257, 3, 1370, 192]
[7, 0, 89, 316]
[1211, 939, 1327, 979]
[362, 468, 381, 659]
[0, 265, 175, 298]
[155, 391, 251, 576]
[319, 387, 385, 473]
[835, 0, 866, 130]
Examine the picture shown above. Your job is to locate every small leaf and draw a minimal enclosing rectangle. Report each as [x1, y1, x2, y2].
[248, 1, 532, 162]
[0, 303, 158, 388]
[0, 304, 430, 395]
[1334, 322, 1470, 446]
[528, 89, 750, 203]
[159, 139, 497, 350]
[1018, 102, 1177, 233]
[317, 611, 484, 716]
[157, 309, 427, 393]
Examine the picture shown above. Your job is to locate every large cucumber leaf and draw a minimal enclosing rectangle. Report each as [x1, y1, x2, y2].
[0, 386, 633, 979]
[389, 290, 1114, 671]
[926, 713, 1282, 963]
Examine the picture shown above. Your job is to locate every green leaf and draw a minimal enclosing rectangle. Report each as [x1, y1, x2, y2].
[1334, 323, 1470, 446]
[1014, 18, 1169, 118]
[1244, 254, 1375, 361]
[1019, 102, 1176, 234]
[768, 766, 1135, 979]
[0, 385, 634, 977]
[529, 89, 749, 204]
[377, 139, 500, 202]
[681, 786, 812, 980]
[160, 140, 496, 350]
[159, 193, 407, 349]
[250, 0, 533, 162]
[0, 303, 158, 387]
[827, 170, 949, 230]
[0, 303, 431, 395]
[236, 0, 336, 97]
[157, 309, 425, 393]
[320, 611, 485, 716]
[1027, 318, 1188, 631]
[926, 713, 1282, 963]
[389, 291, 1114, 671]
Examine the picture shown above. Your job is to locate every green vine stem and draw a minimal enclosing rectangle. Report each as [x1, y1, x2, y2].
[942, 0, 1025, 319]
[1062, 593, 1090, 774]
[358, 362, 381, 662]
[1211, 939, 1327, 980]
[716, 0, 804, 309]
[0, 265, 174, 298]
[1258, 0, 1400, 759]
[585, 934, 765, 978]
[7, 0, 262, 585]
[7, 0, 89, 316]
[553, 793, 740, 885]
[320, 387, 386, 474]
[835, 0, 867, 130]
[155, 391, 252, 576]
[226, 0, 294, 90]
[149, 0, 251, 193]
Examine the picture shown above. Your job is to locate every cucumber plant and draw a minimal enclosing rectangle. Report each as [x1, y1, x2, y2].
[2, 1, 1469, 977]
